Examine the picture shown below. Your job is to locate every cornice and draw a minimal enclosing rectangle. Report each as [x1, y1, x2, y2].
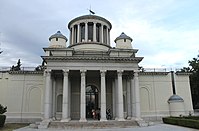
[9, 71, 44, 74]
[175, 72, 192, 75]
[139, 72, 169, 75]
[42, 56, 143, 63]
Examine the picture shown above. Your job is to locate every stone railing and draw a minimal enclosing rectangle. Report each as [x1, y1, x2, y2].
[140, 68, 182, 72]
[0, 67, 37, 72]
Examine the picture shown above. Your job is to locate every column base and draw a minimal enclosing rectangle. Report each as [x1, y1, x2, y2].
[131, 117, 136, 120]
[79, 118, 87, 122]
[132, 117, 142, 121]
[135, 117, 143, 121]
[100, 118, 107, 121]
[117, 118, 125, 121]
[61, 118, 71, 122]
[127, 116, 131, 120]
[42, 118, 52, 123]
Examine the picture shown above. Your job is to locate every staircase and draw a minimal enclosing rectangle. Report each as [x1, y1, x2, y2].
[49, 120, 138, 129]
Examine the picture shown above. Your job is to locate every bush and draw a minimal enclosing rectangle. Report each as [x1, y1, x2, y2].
[163, 117, 199, 129]
[0, 115, 6, 127]
[0, 104, 7, 127]
[0, 104, 7, 114]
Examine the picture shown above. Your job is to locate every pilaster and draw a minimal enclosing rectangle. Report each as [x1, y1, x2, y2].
[44, 70, 52, 120]
[134, 71, 141, 120]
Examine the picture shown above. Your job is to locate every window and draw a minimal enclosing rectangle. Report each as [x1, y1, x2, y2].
[124, 39, 126, 42]
[56, 38, 58, 41]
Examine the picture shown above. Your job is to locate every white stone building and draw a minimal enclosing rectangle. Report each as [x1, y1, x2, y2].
[0, 14, 194, 123]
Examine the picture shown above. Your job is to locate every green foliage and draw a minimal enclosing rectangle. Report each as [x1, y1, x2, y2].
[0, 115, 6, 127]
[10, 59, 22, 71]
[163, 117, 199, 129]
[178, 54, 199, 109]
[0, 104, 7, 127]
[35, 60, 46, 71]
[0, 104, 7, 114]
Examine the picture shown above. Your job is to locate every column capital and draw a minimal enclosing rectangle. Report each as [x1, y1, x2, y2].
[100, 70, 106, 77]
[117, 70, 123, 76]
[45, 70, 51, 76]
[63, 69, 69, 76]
[80, 70, 86, 76]
[133, 71, 139, 77]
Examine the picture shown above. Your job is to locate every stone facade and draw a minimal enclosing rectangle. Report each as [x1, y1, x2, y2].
[0, 14, 194, 123]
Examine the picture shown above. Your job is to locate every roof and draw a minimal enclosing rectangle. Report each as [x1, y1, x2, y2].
[168, 94, 184, 102]
[114, 32, 133, 42]
[68, 15, 112, 29]
[49, 31, 67, 41]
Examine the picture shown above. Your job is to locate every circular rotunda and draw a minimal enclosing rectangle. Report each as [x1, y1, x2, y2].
[67, 15, 112, 51]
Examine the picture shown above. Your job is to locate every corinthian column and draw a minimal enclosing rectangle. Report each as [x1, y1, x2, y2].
[61, 70, 70, 122]
[100, 70, 107, 121]
[44, 70, 52, 120]
[79, 70, 87, 122]
[117, 70, 125, 121]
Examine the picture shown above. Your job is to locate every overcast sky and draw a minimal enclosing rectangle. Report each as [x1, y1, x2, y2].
[0, 0, 199, 69]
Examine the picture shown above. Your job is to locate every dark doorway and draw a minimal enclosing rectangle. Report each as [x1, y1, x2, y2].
[86, 85, 98, 118]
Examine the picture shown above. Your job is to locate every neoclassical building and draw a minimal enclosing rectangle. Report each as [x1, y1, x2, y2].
[0, 14, 193, 124]
[42, 14, 143, 122]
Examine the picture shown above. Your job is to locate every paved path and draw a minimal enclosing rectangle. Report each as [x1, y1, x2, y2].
[14, 124, 199, 131]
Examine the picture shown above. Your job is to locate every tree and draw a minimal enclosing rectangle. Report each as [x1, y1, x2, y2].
[10, 59, 22, 71]
[35, 60, 45, 71]
[179, 54, 199, 109]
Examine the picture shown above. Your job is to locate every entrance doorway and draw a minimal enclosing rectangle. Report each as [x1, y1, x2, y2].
[86, 85, 99, 118]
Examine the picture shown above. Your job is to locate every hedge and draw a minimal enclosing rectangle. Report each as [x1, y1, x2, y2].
[163, 117, 199, 129]
[0, 115, 6, 127]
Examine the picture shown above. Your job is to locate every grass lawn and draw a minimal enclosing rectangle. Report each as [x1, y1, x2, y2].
[0, 123, 29, 131]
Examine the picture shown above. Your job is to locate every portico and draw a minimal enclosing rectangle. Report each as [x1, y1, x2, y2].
[43, 69, 141, 122]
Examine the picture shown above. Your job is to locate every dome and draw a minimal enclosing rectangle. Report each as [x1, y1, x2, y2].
[49, 31, 67, 41]
[168, 94, 184, 102]
[68, 15, 112, 29]
[114, 32, 133, 43]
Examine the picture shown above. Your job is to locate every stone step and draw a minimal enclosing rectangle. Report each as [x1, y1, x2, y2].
[49, 120, 138, 129]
